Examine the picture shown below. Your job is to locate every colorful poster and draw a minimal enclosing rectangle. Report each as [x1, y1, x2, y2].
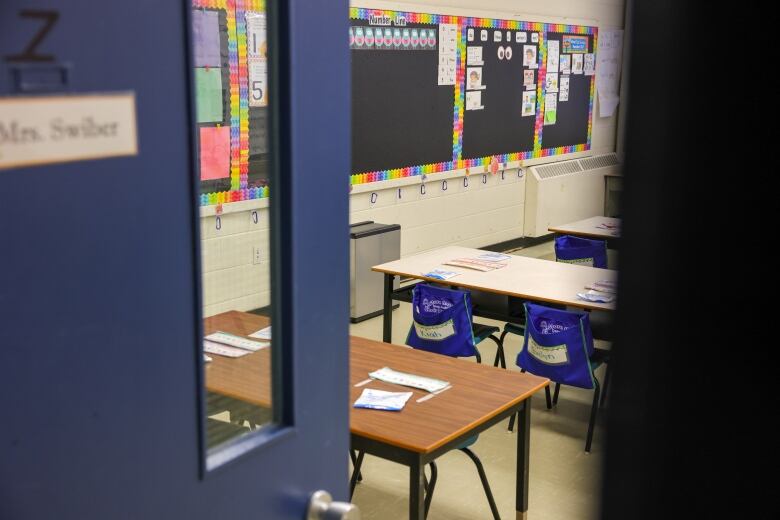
[195, 67, 223, 123]
[523, 70, 535, 89]
[584, 53, 595, 75]
[522, 91, 536, 116]
[544, 93, 557, 125]
[523, 45, 537, 68]
[559, 54, 571, 74]
[545, 72, 559, 92]
[192, 10, 220, 67]
[572, 53, 584, 74]
[466, 67, 485, 90]
[199, 126, 230, 180]
[559, 75, 570, 101]
[465, 91, 484, 110]
[546, 40, 560, 73]
[562, 34, 589, 53]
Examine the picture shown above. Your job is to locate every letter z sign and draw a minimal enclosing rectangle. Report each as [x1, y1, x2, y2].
[4, 10, 60, 63]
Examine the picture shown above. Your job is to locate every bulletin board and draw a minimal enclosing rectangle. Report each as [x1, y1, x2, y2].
[349, 7, 597, 186]
[192, 0, 269, 206]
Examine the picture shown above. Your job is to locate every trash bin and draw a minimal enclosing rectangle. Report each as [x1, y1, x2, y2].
[350, 221, 401, 323]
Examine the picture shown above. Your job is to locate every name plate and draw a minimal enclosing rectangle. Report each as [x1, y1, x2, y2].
[0, 93, 138, 170]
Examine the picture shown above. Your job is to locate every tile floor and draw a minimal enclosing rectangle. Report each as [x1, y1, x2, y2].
[348, 240, 614, 520]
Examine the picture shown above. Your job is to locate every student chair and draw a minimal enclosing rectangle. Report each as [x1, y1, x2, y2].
[350, 284, 502, 519]
[507, 303, 609, 452]
[554, 234, 608, 269]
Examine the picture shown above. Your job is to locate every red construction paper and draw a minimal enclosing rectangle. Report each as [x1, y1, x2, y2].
[199, 126, 230, 180]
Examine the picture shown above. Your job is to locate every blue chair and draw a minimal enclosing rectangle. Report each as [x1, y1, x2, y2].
[351, 284, 502, 519]
[554, 234, 608, 269]
[508, 303, 608, 452]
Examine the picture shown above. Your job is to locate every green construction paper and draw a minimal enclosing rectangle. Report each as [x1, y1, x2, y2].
[195, 68, 223, 123]
[544, 108, 557, 125]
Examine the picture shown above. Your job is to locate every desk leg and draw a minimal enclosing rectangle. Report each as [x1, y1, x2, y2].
[409, 459, 425, 520]
[516, 399, 531, 520]
[383, 273, 394, 343]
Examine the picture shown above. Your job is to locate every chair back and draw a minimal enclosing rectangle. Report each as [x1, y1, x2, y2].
[554, 234, 608, 268]
[517, 303, 596, 389]
[406, 284, 477, 358]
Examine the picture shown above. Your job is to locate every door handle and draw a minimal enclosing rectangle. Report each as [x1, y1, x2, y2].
[306, 490, 361, 520]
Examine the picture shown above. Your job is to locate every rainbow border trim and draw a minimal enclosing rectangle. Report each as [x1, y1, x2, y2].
[195, 0, 269, 205]
[348, 8, 597, 186]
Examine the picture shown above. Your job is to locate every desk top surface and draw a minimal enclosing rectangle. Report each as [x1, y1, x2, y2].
[548, 216, 621, 239]
[372, 246, 616, 311]
[204, 311, 548, 454]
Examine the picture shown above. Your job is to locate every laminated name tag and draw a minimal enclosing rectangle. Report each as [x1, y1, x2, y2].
[369, 367, 450, 393]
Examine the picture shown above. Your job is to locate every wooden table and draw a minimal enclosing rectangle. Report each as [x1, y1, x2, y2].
[548, 216, 621, 242]
[372, 245, 616, 343]
[204, 311, 548, 520]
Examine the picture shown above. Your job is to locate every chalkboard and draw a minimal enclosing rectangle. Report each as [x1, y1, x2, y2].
[350, 20, 455, 174]
[462, 27, 538, 160]
[539, 32, 595, 150]
[349, 8, 597, 182]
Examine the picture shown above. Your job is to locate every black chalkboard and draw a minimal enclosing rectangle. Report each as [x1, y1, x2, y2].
[540, 33, 595, 149]
[462, 27, 538, 160]
[351, 20, 454, 174]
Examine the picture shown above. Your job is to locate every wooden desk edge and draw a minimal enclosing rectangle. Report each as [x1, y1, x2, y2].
[351, 378, 550, 454]
[370, 267, 615, 312]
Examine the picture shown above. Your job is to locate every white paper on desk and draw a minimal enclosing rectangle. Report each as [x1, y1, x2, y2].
[476, 252, 512, 262]
[369, 367, 450, 393]
[576, 290, 615, 303]
[353, 388, 414, 411]
[423, 268, 460, 280]
[203, 340, 253, 358]
[249, 325, 272, 340]
[205, 331, 269, 351]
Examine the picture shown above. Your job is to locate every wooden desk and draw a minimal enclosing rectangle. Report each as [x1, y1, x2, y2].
[548, 216, 621, 241]
[372, 246, 616, 343]
[204, 311, 549, 520]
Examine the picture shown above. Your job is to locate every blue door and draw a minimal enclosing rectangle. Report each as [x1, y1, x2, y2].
[0, 0, 351, 518]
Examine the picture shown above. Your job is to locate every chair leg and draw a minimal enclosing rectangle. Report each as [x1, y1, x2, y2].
[585, 379, 601, 453]
[460, 448, 501, 520]
[485, 334, 506, 369]
[474, 350, 482, 364]
[600, 363, 611, 407]
[349, 449, 362, 482]
[349, 450, 365, 499]
[552, 383, 560, 405]
[545, 385, 552, 409]
[424, 461, 437, 518]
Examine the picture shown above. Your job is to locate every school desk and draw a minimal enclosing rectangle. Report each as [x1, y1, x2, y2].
[548, 215, 621, 242]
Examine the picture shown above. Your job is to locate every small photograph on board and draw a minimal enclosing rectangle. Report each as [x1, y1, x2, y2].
[523, 45, 537, 68]
[522, 91, 536, 116]
[467, 46, 484, 65]
[523, 70, 535, 89]
[545, 72, 559, 93]
[516, 32, 527, 43]
[465, 91, 484, 110]
[544, 93, 557, 125]
[572, 53, 584, 74]
[466, 67, 485, 90]
[546, 40, 560, 72]
[559, 75, 570, 101]
[559, 54, 571, 74]
[584, 53, 595, 75]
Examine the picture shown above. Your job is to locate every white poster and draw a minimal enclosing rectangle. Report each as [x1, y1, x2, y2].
[467, 46, 484, 65]
[545, 72, 559, 93]
[559, 54, 571, 74]
[559, 75, 570, 101]
[546, 40, 560, 73]
[572, 53, 583, 74]
[437, 23, 458, 85]
[521, 91, 536, 116]
[465, 91, 484, 110]
[246, 12, 268, 107]
[466, 67, 485, 90]
[543, 93, 557, 125]
[584, 53, 595, 75]
[523, 45, 537, 68]
[597, 29, 624, 116]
